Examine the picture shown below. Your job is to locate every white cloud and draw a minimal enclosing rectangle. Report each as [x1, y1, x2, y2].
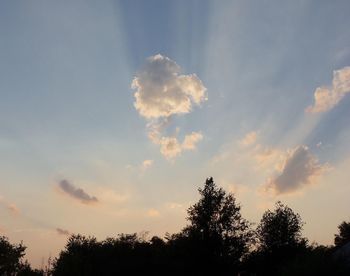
[182, 132, 203, 150]
[141, 159, 154, 171]
[239, 131, 258, 147]
[132, 54, 207, 159]
[306, 66, 350, 113]
[146, 208, 161, 218]
[0, 196, 20, 215]
[159, 136, 183, 159]
[265, 145, 329, 194]
[158, 132, 203, 159]
[132, 54, 207, 119]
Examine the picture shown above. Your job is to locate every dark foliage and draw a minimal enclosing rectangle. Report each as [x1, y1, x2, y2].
[0, 236, 43, 276]
[335, 221, 350, 248]
[244, 201, 308, 275]
[256, 201, 307, 252]
[0, 236, 26, 275]
[174, 177, 253, 274]
[52, 233, 166, 275]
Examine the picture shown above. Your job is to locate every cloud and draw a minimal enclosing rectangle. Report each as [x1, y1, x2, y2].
[158, 132, 203, 159]
[126, 160, 154, 173]
[132, 54, 207, 159]
[0, 196, 20, 215]
[58, 179, 98, 204]
[212, 131, 328, 196]
[95, 188, 129, 204]
[146, 208, 161, 218]
[132, 54, 207, 119]
[56, 228, 70, 236]
[7, 204, 20, 215]
[159, 136, 182, 159]
[182, 132, 203, 150]
[266, 145, 329, 194]
[166, 202, 184, 209]
[239, 131, 258, 147]
[141, 159, 154, 171]
[306, 66, 350, 113]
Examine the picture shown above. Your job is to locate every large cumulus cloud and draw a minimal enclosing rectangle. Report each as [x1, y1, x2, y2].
[266, 146, 328, 194]
[132, 54, 207, 118]
[132, 54, 207, 159]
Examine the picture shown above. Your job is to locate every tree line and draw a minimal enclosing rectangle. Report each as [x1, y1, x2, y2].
[1, 177, 350, 275]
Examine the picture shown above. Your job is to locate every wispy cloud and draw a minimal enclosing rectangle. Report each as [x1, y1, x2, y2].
[132, 54, 207, 159]
[58, 179, 98, 205]
[239, 131, 258, 147]
[146, 208, 161, 218]
[126, 159, 154, 173]
[306, 66, 350, 113]
[56, 228, 70, 236]
[0, 196, 20, 216]
[141, 159, 154, 171]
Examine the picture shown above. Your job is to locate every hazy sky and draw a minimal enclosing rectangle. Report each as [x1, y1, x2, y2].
[1, 0, 350, 268]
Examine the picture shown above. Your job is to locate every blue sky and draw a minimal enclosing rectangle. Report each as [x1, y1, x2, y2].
[1, 0, 350, 267]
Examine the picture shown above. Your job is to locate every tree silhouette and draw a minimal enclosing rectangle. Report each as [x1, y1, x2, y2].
[257, 201, 307, 252]
[178, 177, 253, 273]
[0, 236, 42, 275]
[245, 201, 308, 275]
[335, 221, 350, 248]
[0, 236, 26, 275]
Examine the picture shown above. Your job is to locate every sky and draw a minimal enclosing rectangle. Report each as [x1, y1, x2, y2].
[1, 0, 350, 268]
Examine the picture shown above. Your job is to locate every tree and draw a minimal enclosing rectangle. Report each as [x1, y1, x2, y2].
[335, 221, 350, 248]
[256, 201, 307, 253]
[180, 177, 253, 272]
[243, 202, 309, 275]
[0, 236, 26, 275]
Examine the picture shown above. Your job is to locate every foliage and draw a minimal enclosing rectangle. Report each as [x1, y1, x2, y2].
[256, 201, 307, 252]
[0, 236, 26, 275]
[335, 221, 350, 248]
[0, 236, 42, 276]
[179, 177, 253, 272]
[52, 233, 168, 275]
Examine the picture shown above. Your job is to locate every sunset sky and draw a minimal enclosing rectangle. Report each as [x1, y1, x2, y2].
[1, 0, 350, 268]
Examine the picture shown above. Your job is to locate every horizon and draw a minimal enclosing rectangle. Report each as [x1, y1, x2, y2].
[1, 0, 350, 268]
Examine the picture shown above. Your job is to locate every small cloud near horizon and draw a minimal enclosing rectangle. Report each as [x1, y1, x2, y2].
[58, 179, 98, 205]
[0, 196, 20, 216]
[56, 228, 70, 236]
